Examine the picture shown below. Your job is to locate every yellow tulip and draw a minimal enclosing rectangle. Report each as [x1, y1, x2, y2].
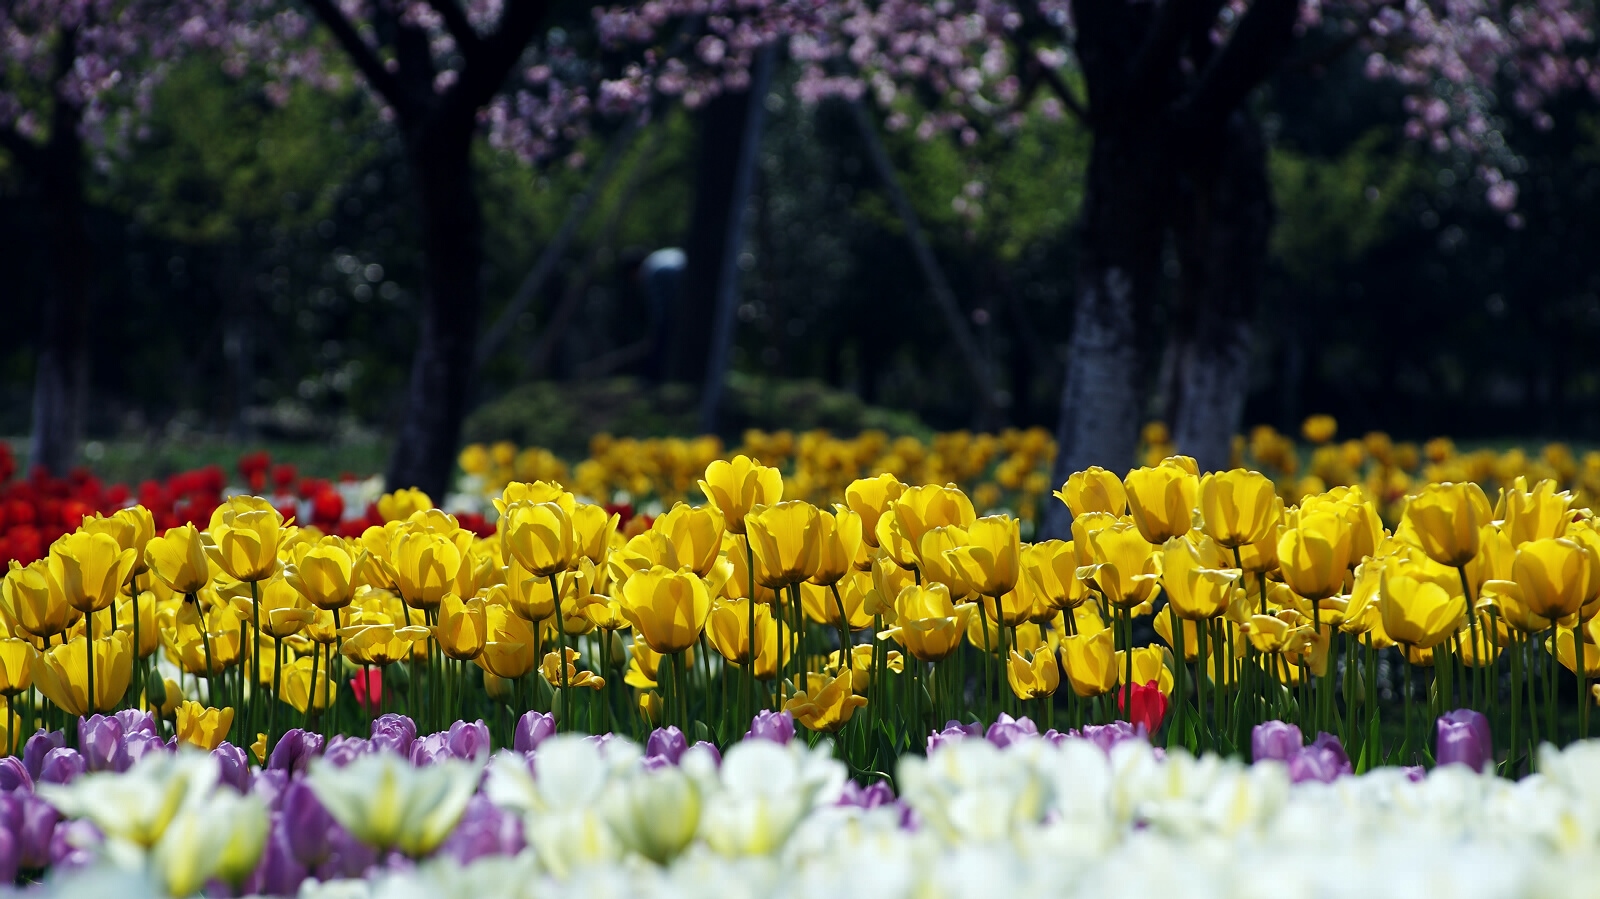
[889, 484, 976, 552]
[1053, 466, 1127, 518]
[1245, 612, 1310, 654]
[1116, 645, 1174, 694]
[1276, 511, 1352, 601]
[654, 503, 725, 578]
[1161, 536, 1240, 620]
[50, 531, 137, 614]
[1401, 482, 1492, 568]
[175, 701, 235, 750]
[1076, 522, 1160, 609]
[1551, 627, 1600, 678]
[845, 474, 905, 549]
[1060, 629, 1118, 698]
[570, 503, 620, 566]
[540, 648, 606, 690]
[809, 507, 865, 587]
[339, 622, 429, 667]
[377, 488, 433, 523]
[1379, 570, 1465, 649]
[783, 672, 866, 733]
[280, 654, 336, 714]
[618, 565, 712, 655]
[207, 504, 290, 582]
[387, 528, 465, 610]
[800, 570, 874, 630]
[163, 599, 244, 677]
[706, 598, 790, 677]
[1198, 469, 1279, 549]
[917, 526, 973, 598]
[477, 602, 539, 679]
[83, 506, 156, 576]
[699, 455, 783, 535]
[1006, 648, 1060, 700]
[1070, 512, 1122, 566]
[1153, 606, 1203, 662]
[143, 524, 213, 595]
[242, 576, 316, 639]
[880, 584, 974, 662]
[0, 638, 36, 696]
[284, 538, 361, 611]
[1301, 414, 1337, 443]
[1511, 537, 1592, 624]
[746, 502, 822, 589]
[1498, 477, 1574, 546]
[2, 559, 75, 639]
[1021, 540, 1090, 612]
[434, 593, 487, 660]
[1124, 461, 1198, 545]
[945, 515, 1021, 599]
[500, 501, 576, 578]
[31, 631, 133, 715]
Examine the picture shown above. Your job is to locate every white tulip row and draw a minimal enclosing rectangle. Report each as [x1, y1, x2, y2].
[29, 734, 1600, 898]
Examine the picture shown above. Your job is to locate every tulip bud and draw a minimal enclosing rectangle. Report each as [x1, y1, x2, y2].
[1250, 720, 1304, 762]
[514, 711, 557, 753]
[744, 710, 795, 744]
[1435, 708, 1493, 772]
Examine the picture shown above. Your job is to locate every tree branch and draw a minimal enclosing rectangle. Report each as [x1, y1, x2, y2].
[1126, 0, 1196, 111]
[1176, 0, 1299, 132]
[0, 122, 43, 172]
[446, 0, 549, 118]
[1034, 52, 1090, 123]
[426, 0, 483, 56]
[300, 0, 406, 113]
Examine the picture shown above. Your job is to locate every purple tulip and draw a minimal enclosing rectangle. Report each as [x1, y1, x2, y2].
[318, 822, 378, 880]
[76, 715, 128, 773]
[212, 742, 251, 792]
[1287, 746, 1347, 784]
[23, 732, 64, 782]
[251, 822, 308, 897]
[1403, 765, 1427, 782]
[268, 728, 325, 775]
[446, 720, 492, 763]
[323, 736, 372, 767]
[440, 795, 525, 864]
[1309, 733, 1352, 777]
[370, 714, 418, 755]
[1070, 721, 1145, 754]
[838, 780, 897, 809]
[746, 710, 796, 745]
[1436, 708, 1493, 772]
[251, 769, 290, 813]
[410, 733, 450, 767]
[123, 732, 168, 769]
[691, 740, 721, 767]
[39, 748, 85, 785]
[15, 793, 60, 869]
[49, 819, 101, 870]
[986, 714, 1040, 748]
[926, 719, 983, 753]
[113, 709, 158, 739]
[1251, 721, 1304, 763]
[0, 828, 17, 885]
[645, 727, 688, 766]
[0, 757, 33, 793]
[281, 781, 337, 868]
[513, 711, 557, 753]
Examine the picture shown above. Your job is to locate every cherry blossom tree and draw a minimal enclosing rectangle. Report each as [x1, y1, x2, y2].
[597, 0, 1597, 528]
[0, 0, 231, 474]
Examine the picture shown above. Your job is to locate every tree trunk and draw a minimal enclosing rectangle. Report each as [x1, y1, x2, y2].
[1042, 128, 1167, 538]
[1168, 111, 1271, 473]
[668, 85, 760, 386]
[697, 45, 776, 432]
[30, 98, 89, 477]
[386, 125, 483, 498]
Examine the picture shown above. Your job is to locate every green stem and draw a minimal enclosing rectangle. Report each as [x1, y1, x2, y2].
[85, 604, 95, 716]
[550, 573, 569, 727]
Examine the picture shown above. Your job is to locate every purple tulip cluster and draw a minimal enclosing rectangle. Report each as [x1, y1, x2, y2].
[1250, 722, 1354, 783]
[925, 714, 1151, 755]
